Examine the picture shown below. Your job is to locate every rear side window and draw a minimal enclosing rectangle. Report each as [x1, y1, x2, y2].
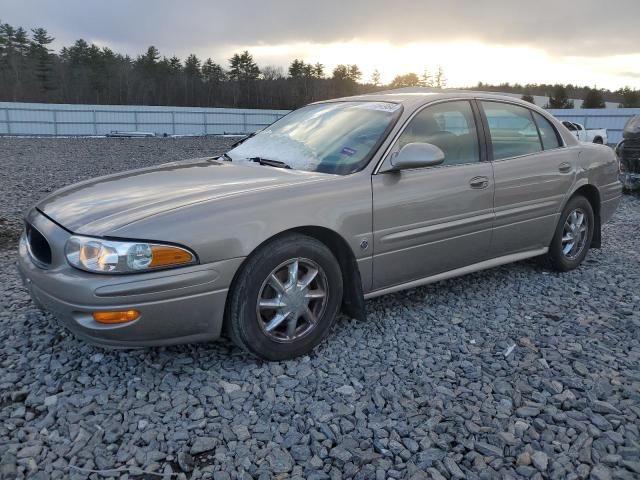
[481, 101, 542, 160]
[397, 100, 480, 166]
[533, 112, 562, 150]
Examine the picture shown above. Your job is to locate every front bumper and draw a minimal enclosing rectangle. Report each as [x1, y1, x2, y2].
[17, 209, 244, 348]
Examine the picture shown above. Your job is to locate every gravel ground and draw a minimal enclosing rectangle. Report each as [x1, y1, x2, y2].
[1, 138, 639, 480]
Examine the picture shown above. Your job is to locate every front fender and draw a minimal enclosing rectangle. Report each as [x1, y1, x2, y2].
[109, 173, 374, 268]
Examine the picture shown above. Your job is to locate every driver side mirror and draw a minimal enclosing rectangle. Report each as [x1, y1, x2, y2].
[382, 142, 445, 172]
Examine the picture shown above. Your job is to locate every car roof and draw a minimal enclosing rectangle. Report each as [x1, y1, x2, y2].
[325, 87, 538, 109]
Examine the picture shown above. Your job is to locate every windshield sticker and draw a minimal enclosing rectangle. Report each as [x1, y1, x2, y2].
[341, 146, 357, 156]
[354, 102, 401, 113]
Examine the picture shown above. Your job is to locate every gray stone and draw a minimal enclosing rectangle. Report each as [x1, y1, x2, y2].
[219, 381, 241, 394]
[517, 451, 532, 466]
[590, 465, 612, 480]
[335, 385, 356, 395]
[516, 406, 541, 417]
[475, 442, 503, 458]
[443, 457, 465, 479]
[177, 452, 194, 472]
[267, 448, 294, 473]
[329, 446, 353, 463]
[532, 451, 548, 471]
[590, 401, 621, 415]
[190, 437, 218, 455]
[415, 448, 446, 468]
[232, 424, 250, 441]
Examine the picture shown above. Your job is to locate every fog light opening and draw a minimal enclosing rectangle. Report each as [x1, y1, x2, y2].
[92, 310, 140, 324]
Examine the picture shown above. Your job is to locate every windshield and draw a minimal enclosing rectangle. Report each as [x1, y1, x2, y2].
[228, 101, 402, 174]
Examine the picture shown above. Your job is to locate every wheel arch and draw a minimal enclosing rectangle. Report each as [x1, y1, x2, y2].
[569, 183, 602, 248]
[224, 226, 367, 331]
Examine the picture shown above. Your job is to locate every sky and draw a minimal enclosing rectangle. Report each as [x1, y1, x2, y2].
[2, 0, 640, 90]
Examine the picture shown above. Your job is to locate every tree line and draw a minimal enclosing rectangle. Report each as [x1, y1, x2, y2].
[477, 82, 640, 109]
[1, 19, 639, 109]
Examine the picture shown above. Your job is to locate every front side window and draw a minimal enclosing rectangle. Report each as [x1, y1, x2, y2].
[533, 112, 562, 150]
[396, 101, 480, 166]
[228, 101, 402, 175]
[481, 101, 543, 160]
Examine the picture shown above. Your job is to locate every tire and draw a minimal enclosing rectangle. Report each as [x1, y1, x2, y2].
[544, 195, 594, 272]
[225, 233, 343, 361]
[593, 137, 603, 144]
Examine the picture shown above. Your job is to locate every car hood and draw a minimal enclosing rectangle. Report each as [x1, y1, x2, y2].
[37, 157, 331, 235]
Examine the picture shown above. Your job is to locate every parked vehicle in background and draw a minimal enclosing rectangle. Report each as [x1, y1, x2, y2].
[562, 121, 608, 144]
[616, 115, 640, 190]
[18, 92, 622, 360]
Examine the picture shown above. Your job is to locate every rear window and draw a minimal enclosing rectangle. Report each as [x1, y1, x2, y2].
[481, 101, 542, 160]
[533, 112, 562, 150]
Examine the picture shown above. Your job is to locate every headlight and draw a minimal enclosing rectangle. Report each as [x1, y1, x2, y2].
[65, 236, 196, 273]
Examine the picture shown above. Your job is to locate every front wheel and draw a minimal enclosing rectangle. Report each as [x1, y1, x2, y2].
[225, 233, 343, 361]
[544, 195, 594, 272]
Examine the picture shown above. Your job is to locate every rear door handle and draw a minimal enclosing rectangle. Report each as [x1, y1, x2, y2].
[469, 176, 489, 189]
[558, 162, 572, 173]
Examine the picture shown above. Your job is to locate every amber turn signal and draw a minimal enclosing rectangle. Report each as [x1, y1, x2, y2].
[149, 245, 194, 268]
[92, 310, 140, 324]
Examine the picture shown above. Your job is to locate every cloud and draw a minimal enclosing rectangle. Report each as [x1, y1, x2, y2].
[2, 0, 638, 89]
[3, 0, 640, 57]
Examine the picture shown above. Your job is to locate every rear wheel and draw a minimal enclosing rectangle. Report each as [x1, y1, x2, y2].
[593, 137, 603, 144]
[544, 195, 594, 272]
[226, 233, 343, 361]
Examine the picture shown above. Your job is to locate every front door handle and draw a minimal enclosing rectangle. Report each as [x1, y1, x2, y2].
[558, 162, 572, 173]
[469, 176, 489, 189]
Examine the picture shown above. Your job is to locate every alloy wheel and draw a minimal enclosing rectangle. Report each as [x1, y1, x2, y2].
[256, 258, 328, 343]
[561, 208, 589, 260]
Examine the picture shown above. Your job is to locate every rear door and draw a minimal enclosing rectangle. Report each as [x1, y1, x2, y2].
[480, 101, 576, 256]
[371, 100, 494, 290]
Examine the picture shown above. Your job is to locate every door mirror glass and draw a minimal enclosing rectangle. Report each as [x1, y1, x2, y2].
[389, 142, 445, 171]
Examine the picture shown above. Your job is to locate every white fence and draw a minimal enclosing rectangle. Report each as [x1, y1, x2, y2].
[0, 102, 289, 136]
[547, 108, 640, 145]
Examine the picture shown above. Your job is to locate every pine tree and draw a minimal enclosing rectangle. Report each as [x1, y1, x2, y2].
[184, 54, 201, 78]
[0, 23, 30, 100]
[521, 92, 535, 104]
[183, 54, 201, 105]
[228, 50, 260, 107]
[313, 62, 324, 79]
[419, 68, 432, 87]
[347, 64, 362, 82]
[619, 87, 640, 108]
[371, 69, 381, 87]
[288, 59, 306, 79]
[228, 50, 260, 81]
[547, 85, 575, 109]
[434, 66, 447, 88]
[582, 87, 605, 108]
[202, 58, 225, 82]
[332, 64, 349, 81]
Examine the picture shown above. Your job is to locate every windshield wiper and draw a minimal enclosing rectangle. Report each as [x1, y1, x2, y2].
[248, 157, 292, 169]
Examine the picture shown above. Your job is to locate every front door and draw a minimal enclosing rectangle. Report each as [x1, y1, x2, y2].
[371, 100, 494, 291]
